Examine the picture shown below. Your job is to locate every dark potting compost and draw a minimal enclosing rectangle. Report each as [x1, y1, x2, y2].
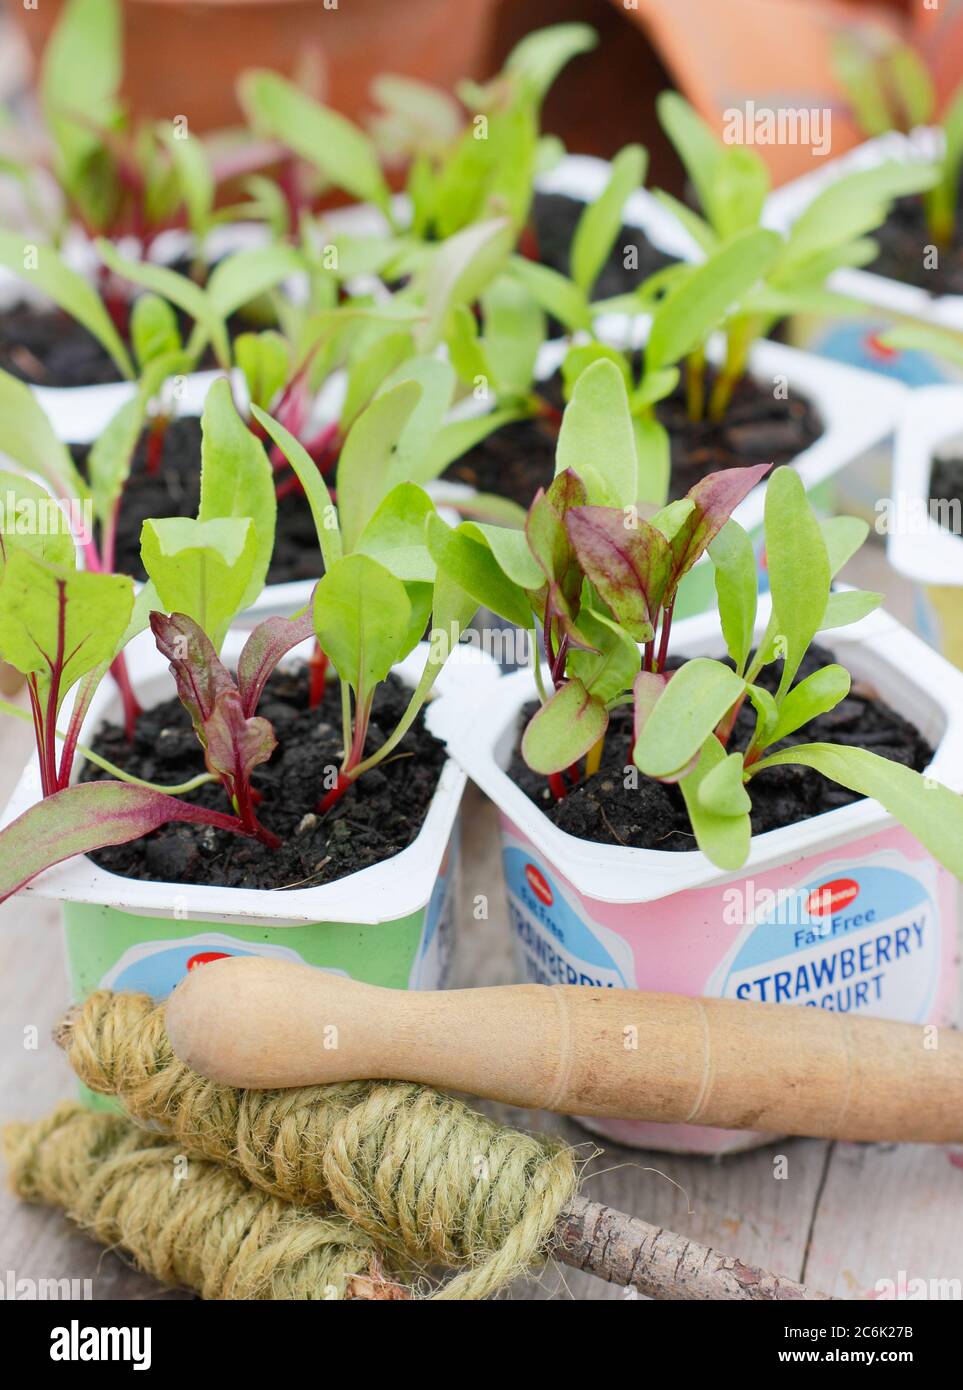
[929, 456, 963, 535]
[83, 668, 447, 889]
[531, 190, 678, 300]
[868, 189, 963, 295]
[443, 364, 823, 509]
[71, 416, 325, 585]
[510, 643, 933, 850]
[0, 302, 127, 388]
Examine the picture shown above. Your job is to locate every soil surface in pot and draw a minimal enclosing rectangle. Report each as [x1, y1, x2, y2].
[869, 191, 963, 295]
[510, 642, 933, 850]
[442, 363, 822, 509]
[82, 666, 447, 889]
[929, 455, 963, 535]
[531, 191, 678, 300]
[71, 417, 325, 586]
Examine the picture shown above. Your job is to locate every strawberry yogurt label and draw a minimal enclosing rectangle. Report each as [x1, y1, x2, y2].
[709, 851, 941, 1021]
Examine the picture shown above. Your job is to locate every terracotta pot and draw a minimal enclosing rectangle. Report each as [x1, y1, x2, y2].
[9, 0, 501, 132]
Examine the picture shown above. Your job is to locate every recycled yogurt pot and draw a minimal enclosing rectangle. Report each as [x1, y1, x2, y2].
[0, 631, 499, 1086]
[433, 598, 963, 1154]
[889, 384, 963, 669]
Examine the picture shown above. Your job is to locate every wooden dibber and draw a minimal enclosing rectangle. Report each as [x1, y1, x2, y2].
[166, 956, 963, 1144]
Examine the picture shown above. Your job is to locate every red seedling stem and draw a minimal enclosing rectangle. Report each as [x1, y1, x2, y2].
[308, 642, 329, 709]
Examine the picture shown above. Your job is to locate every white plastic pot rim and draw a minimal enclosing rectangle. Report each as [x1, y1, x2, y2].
[0, 632, 500, 927]
[764, 129, 957, 323]
[890, 383, 963, 586]
[432, 595, 963, 905]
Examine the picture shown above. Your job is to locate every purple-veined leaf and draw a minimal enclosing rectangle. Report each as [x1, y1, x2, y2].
[237, 600, 318, 717]
[661, 463, 771, 595]
[203, 690, 277, 794]
[526, 486, 583, 621]
[565, 506, 672, 644]
[149, 611, 234, 738]
[0, 782, 251, 905]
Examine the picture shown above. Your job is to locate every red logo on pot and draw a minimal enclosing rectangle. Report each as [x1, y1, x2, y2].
[807, 879, 859, 917]
[525, 864, 553, 906]
[186, 951, 231, 971]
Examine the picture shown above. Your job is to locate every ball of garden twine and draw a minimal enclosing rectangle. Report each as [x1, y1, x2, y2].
[3, 1103, 391, 1300]
[55, 990, 580, 1301]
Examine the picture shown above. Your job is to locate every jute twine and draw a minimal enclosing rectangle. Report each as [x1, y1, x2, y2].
[3, 1104, 391, 1300]
[8, 990, 580, 1301]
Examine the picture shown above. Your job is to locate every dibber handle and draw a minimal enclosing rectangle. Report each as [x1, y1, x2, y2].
[166, 956, 963, 1143]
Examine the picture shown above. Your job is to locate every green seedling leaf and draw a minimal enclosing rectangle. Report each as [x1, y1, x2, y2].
[87, 393, 146, 528]
[462, 522, 544, 591]
[40, 0, 121, 232]
[507, 255, 591, 334]
[565, 505, 670, 643]
[748, 743, 963, 879]
[698, 749, 751, 816]
[820, 588, 883, 630]
[679, 735, 751, 870]
[422, 406, 528, 483]
[313, 554, 412, 699]
[503, 22, 597, 104]
[355, 483, 436, 582]
[708, 144, 770, 239]
[633, 657, 745, 780]
[0, 550, 132, 705]
[746, 681, 779, 747]
[0, 472, 76, 574]
[651, 188, 717, 254]
[633, 669, 669, 744]
[479, 274, 545, 401]
[634, 417, 671, 507]
[141, 516, 257, 651]
[205, 245, 305, 322]
[561, 343, 632, 399]
[709, 519, 757, 675]
[198, 378, 276, 613]
[417, 218, 515, 351]
[556, 359, 638, 508]
[656, 91, 721, 216]
[380, 357, 455, 486]
[782, 162, 938, 266]
[0, 781, 251, 906]
[570, 144, 647, 296]
[96, 240, 228, 368]
[130, 294, 180, 369]
[0, 370, 89, 501]
[340, 330, 415, 434]
[766, 664, 851, 746]
[234, 331, 290, 412]
[425, 512, 531, 627]
[645, 228, 781, 371]
[337, 378, 422, 551]
[238, 70, 391, 215]
[820, 514, 869, 577]
[567, 609, 641, 703]
[0, 233, 133, 378]
[764, 465, 831, 695]
[161, 126, 215, 241]
[250, 405, 341, 571]
[521, 677, 608, 775]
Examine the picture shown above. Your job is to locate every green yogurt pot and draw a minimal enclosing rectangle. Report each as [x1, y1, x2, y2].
[1, 631, 497, 1107]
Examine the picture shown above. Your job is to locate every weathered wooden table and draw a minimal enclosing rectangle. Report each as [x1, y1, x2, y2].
[2, 542, 961, 1302]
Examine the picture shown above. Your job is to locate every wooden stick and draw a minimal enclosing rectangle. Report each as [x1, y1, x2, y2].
[553, 1196, 828, 1300]
[167, 957, 963, 1144]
